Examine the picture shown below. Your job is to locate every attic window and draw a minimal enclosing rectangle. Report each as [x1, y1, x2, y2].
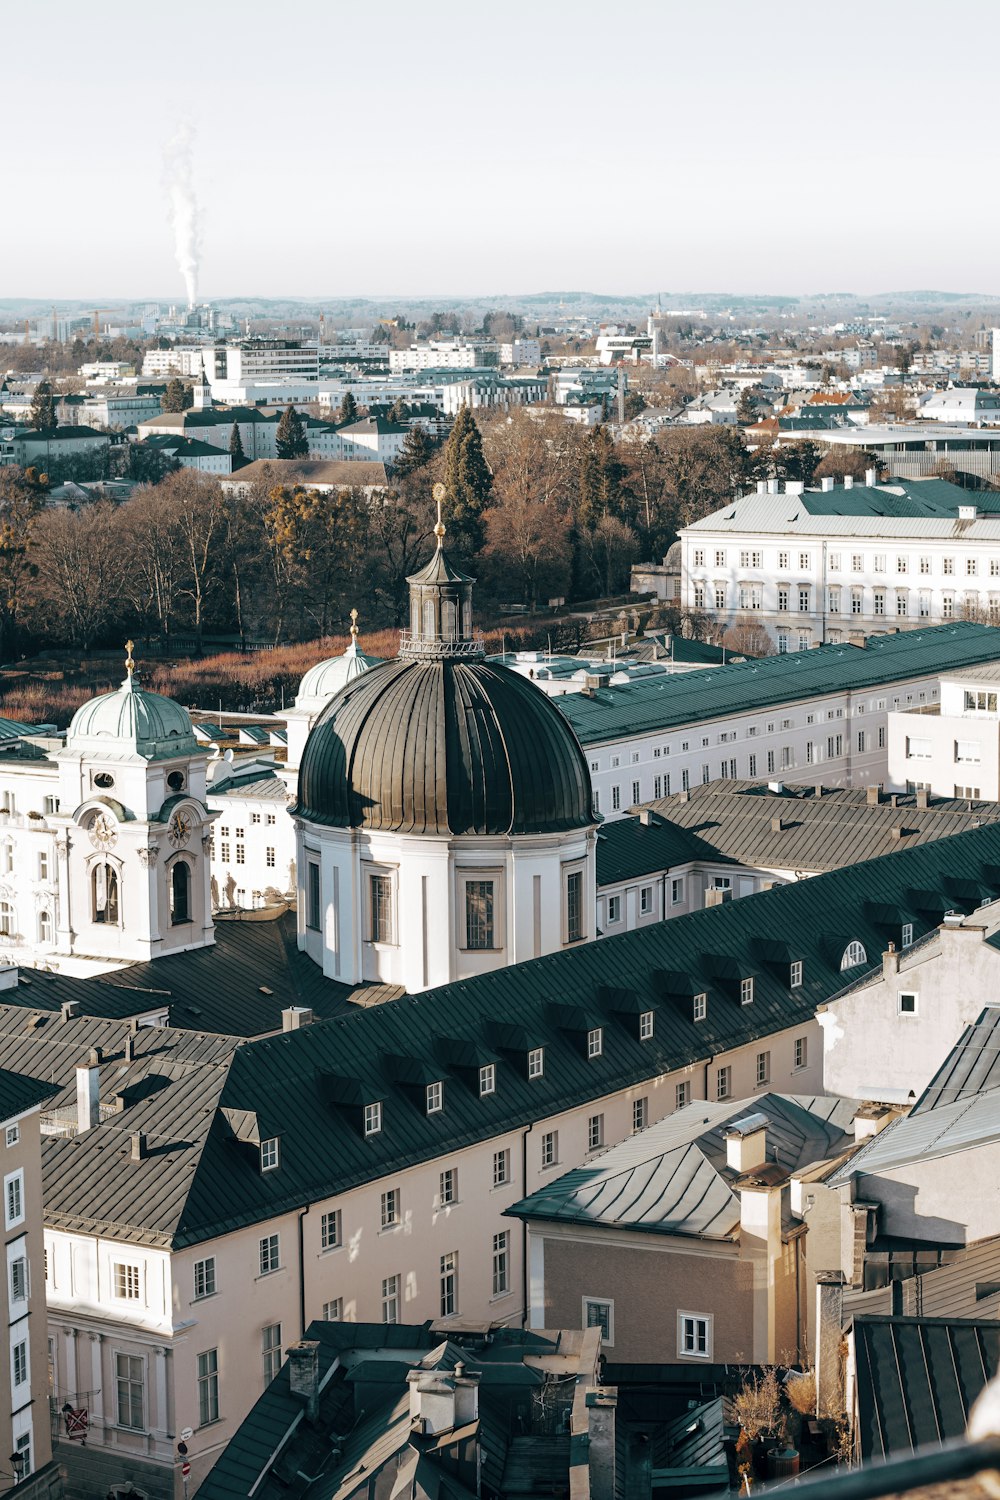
[260, 1138, 280, 1172]
[527, 1047, 544, 1080]
[693, 993, 707, 1023]
[841, 940, 868, 971]
[479, 1064, 496, 1097]
[426, 1081, 443, 1115]
[587, 1027, 603, 1059]
[790, 960, 803, 989]
[639, 1011, 654, 1041]
[364, 1102, 382, 1136]
[740, 977, 755, 1005]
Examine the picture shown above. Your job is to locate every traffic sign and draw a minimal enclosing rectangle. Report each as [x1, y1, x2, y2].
[182, 1462, 191, 1477]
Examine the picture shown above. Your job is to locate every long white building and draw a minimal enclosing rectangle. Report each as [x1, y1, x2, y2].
[680, 475, 1000, 649]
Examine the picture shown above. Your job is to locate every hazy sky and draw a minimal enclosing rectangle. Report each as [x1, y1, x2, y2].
[5, 0, 998, 301]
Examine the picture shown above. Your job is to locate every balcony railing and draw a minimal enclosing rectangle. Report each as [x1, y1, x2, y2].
[398, 631, 485, 659]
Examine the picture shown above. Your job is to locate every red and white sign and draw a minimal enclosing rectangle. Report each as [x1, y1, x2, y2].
[64, 1407, 89, 1442]
[181, 1463, 191, 1478]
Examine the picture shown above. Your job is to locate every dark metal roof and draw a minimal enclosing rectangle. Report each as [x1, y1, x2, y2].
[852, 1315, 1000, 1460]
[0, 1066, 58, 1120]
[914, 1009, 1000, 1115]
[295, 658, 595, 835]
[596, 783, 1000, 886]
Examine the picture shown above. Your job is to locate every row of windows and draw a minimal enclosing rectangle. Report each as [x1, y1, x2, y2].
[584, 1296, 712, 1359]
[691, 547, 1000, 578]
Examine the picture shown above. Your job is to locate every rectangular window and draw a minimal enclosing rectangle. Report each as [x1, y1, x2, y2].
[829, 587, 840, 614]
[197, 1349, 219, 1426]
[306, 861, 320, 931]
[370, 873, 393, 943]
[4, 1170, 23, 1228]
[607, 894, 621, 924]
[528, 1047, 544, 1079]
[632, 1096, 648, 1132]
[795, 1036, 808, 1069]
[115, 1352, 145, 1430]
[10, 1256, 27, 1305]
[611, 785, 621, 811]
[493, 1148, 510, 1188]
[587, 1027, 603, 1059]
[944, 557, 955, 575]
[266, 846, 275, 867]
[693, 992, 707, 1022]
[740, 977, 754, 1005]
[632, 779, 640, 804]
[566, 870, 583, 942]
[426, 1081, 443, 1114]
[715, 549, 726, 567]
[4, 1125, 18, 1149]
[541, 1131, 558, 1168]
[639, 886, 652, 915]
[790, 960, 803, 988]
[588, 1113, 604, 1151]
[364, 1101, 382, 1136]
[439, 1169, 457, 1206]
[779, 550, 789, 569]
[12, 1339, 26, 1389]
[874, 553, 886, 573]
[584, 1298, 614, 1345]
[235, 843, 245, 865]
[260, 1137, 279, 1172]
[323, 1298, 343, 1321]
[465, 879, 495, 949]
[193, 1257, 216, 1299]
[679, 1313, 711, 1359]
[799, 552, 810, 570]
[492, 1231, 510, 1297]
[899, 991, 918, 1015]
[114, 1263, 140, 1300]
[956, 740, 981, 763]
[262, 1323, 282, 1384]
[829, 552, 841, 572]
[756, 1051, 770, 1085]
[639, 1009, 654, 1040]
[380, 1188, 400, 1229]
[259, 1235, 280, 1275]
[902, 923, 914, 948]
[479, 1063, 496, 1096]
[798, 588, 810, 613]
[675, 1080, 690, 1109]
[220, 841, 230, 862]
[671, 877, 684, 906]
[777, 586, 789, 612]
[717, 1066, 731, 1100]
[38, 852, 48, 881]
[968, 557, 978, 576]
[321, 1209, 342, 1249]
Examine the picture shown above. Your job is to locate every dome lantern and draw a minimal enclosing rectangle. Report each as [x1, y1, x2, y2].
[400, 484, 481, 660]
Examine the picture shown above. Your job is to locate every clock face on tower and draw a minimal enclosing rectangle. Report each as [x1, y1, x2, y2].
[167, 810, 192, 848]
[88, 812, 118, 851]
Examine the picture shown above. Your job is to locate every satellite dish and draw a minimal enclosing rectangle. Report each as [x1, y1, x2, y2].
[223, 748, 234, 764]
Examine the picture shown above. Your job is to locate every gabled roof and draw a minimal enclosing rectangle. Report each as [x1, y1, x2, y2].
[504, 1093, 856, 1240]
[913, 1007, 1000, 1114]
[0, 1066, 58, 1122]
[554, 624, 1000, 746]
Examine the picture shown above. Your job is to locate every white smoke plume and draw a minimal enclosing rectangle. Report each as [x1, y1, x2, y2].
[164, 123, 201, 309]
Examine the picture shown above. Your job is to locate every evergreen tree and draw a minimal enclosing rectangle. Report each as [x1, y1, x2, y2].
[393, 424, 434, 477]
[577, 425, 626, 531]
[229, 422, 246, 463]
[162, 378, 190, 414]
[441, 405, 491, 556]
[276, 405, 309, 460]
[338, 391, 358, 425]
[30, 381, 57, 433]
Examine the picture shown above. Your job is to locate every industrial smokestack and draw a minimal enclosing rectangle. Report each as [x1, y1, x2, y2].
[164, 123, 201, 310]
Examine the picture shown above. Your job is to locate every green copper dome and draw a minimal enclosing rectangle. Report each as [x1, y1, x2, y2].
[68, 672, 197, 761]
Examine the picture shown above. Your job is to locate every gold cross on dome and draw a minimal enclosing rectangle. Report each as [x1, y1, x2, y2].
[350, 608, 359, 639]
[125, 639, 136, 678]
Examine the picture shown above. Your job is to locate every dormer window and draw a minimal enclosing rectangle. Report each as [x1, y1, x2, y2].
[260, 1137, 280, 1172]
[902, 923, 914, 948]
[364, 1101, 382, 1136]
[587, 1027, 603, 1059]
[639, 1011, 654, 1041]
[740, 977, 754, 1005]
[426, 1081, 443, 1115]
[790, 960, 803, 989]
[693, 993, 707, 1022]
[479, 1064, 496, 1097]
[527, 1047, 544, 1079]
[841, 940, 868, 971]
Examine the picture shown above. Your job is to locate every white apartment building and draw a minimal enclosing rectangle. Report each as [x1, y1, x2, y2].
[141, 347, 209, 378]
[889, 661, 1000, 801]
[202, 340, 319, 405]
[388, 340, 499, 372]
[500, 337, 541, 367]
[553, 623, 1000, 822]
[681, 475, 1000, 648]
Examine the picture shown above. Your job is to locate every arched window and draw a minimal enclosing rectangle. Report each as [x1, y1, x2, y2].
[441, 599, 457, 640]
[171, 862, 191, 925]
[0, 903, 12, 938]
[423, 598, 436, 641]
[841, 939, 868, 971]
[38, 911, 51, 944]
[92, 863, 119, 925]
[410, 598, 420, 637]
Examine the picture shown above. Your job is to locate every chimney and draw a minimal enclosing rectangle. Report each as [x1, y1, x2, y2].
[820, 476, 835, 492]
[771, 815, 784, 832]
[844, 474, 854, 489]
[130, 1131, 147, 1162]
[865, 467, 877, 487]
[866, 784, 881, 806]
[882, 942, 899, 977]
[756, 479, 766, 494]
[586, 1389, 618, 1500]
[767, 478, 780, 494]
[286, 1340, 321, 1422]
[815, 1272, 847, 1419]
[282, 1006, 314, 1032]
[814, 784, 824, 797]
[916, 787, 929, 809]
[61, 1000, 80, 1022]
[638, 808, 656, 826]
[123, 1034, 135, 1063]
[787, 480, 805, 495]
[725, 1114, 769, 1174]
[890, 825, 904, 841]
[704, 887, 731, 908]
[959, 503, 979, 521]
[407, 1362, 480, 1435]
[75, 1048, 102, 1134]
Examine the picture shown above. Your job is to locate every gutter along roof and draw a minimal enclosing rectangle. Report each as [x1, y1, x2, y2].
[21, 821, 1000, 1250]
[554, 624, 1000, 747]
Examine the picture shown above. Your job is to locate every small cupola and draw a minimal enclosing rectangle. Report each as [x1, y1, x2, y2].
[401, 485, 479, 658]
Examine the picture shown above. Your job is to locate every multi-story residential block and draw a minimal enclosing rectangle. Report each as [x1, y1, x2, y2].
[680, 477, 1000, 647]
[141, 348, 208, 379]
[499, 336, 541, 366]
[889, 661, 1000, 800]
[201, 340, 319, 405]
[553, 622, 1000, 821]
[777, 424, 1000, 483]
[388, 341, 499, 372]
[12, 426, 111, 470]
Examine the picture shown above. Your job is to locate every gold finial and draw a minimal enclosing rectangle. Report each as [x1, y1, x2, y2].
[432, 482, 446, 544]
[349, 608, 359, 640]
[125, 639, 136, 680]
